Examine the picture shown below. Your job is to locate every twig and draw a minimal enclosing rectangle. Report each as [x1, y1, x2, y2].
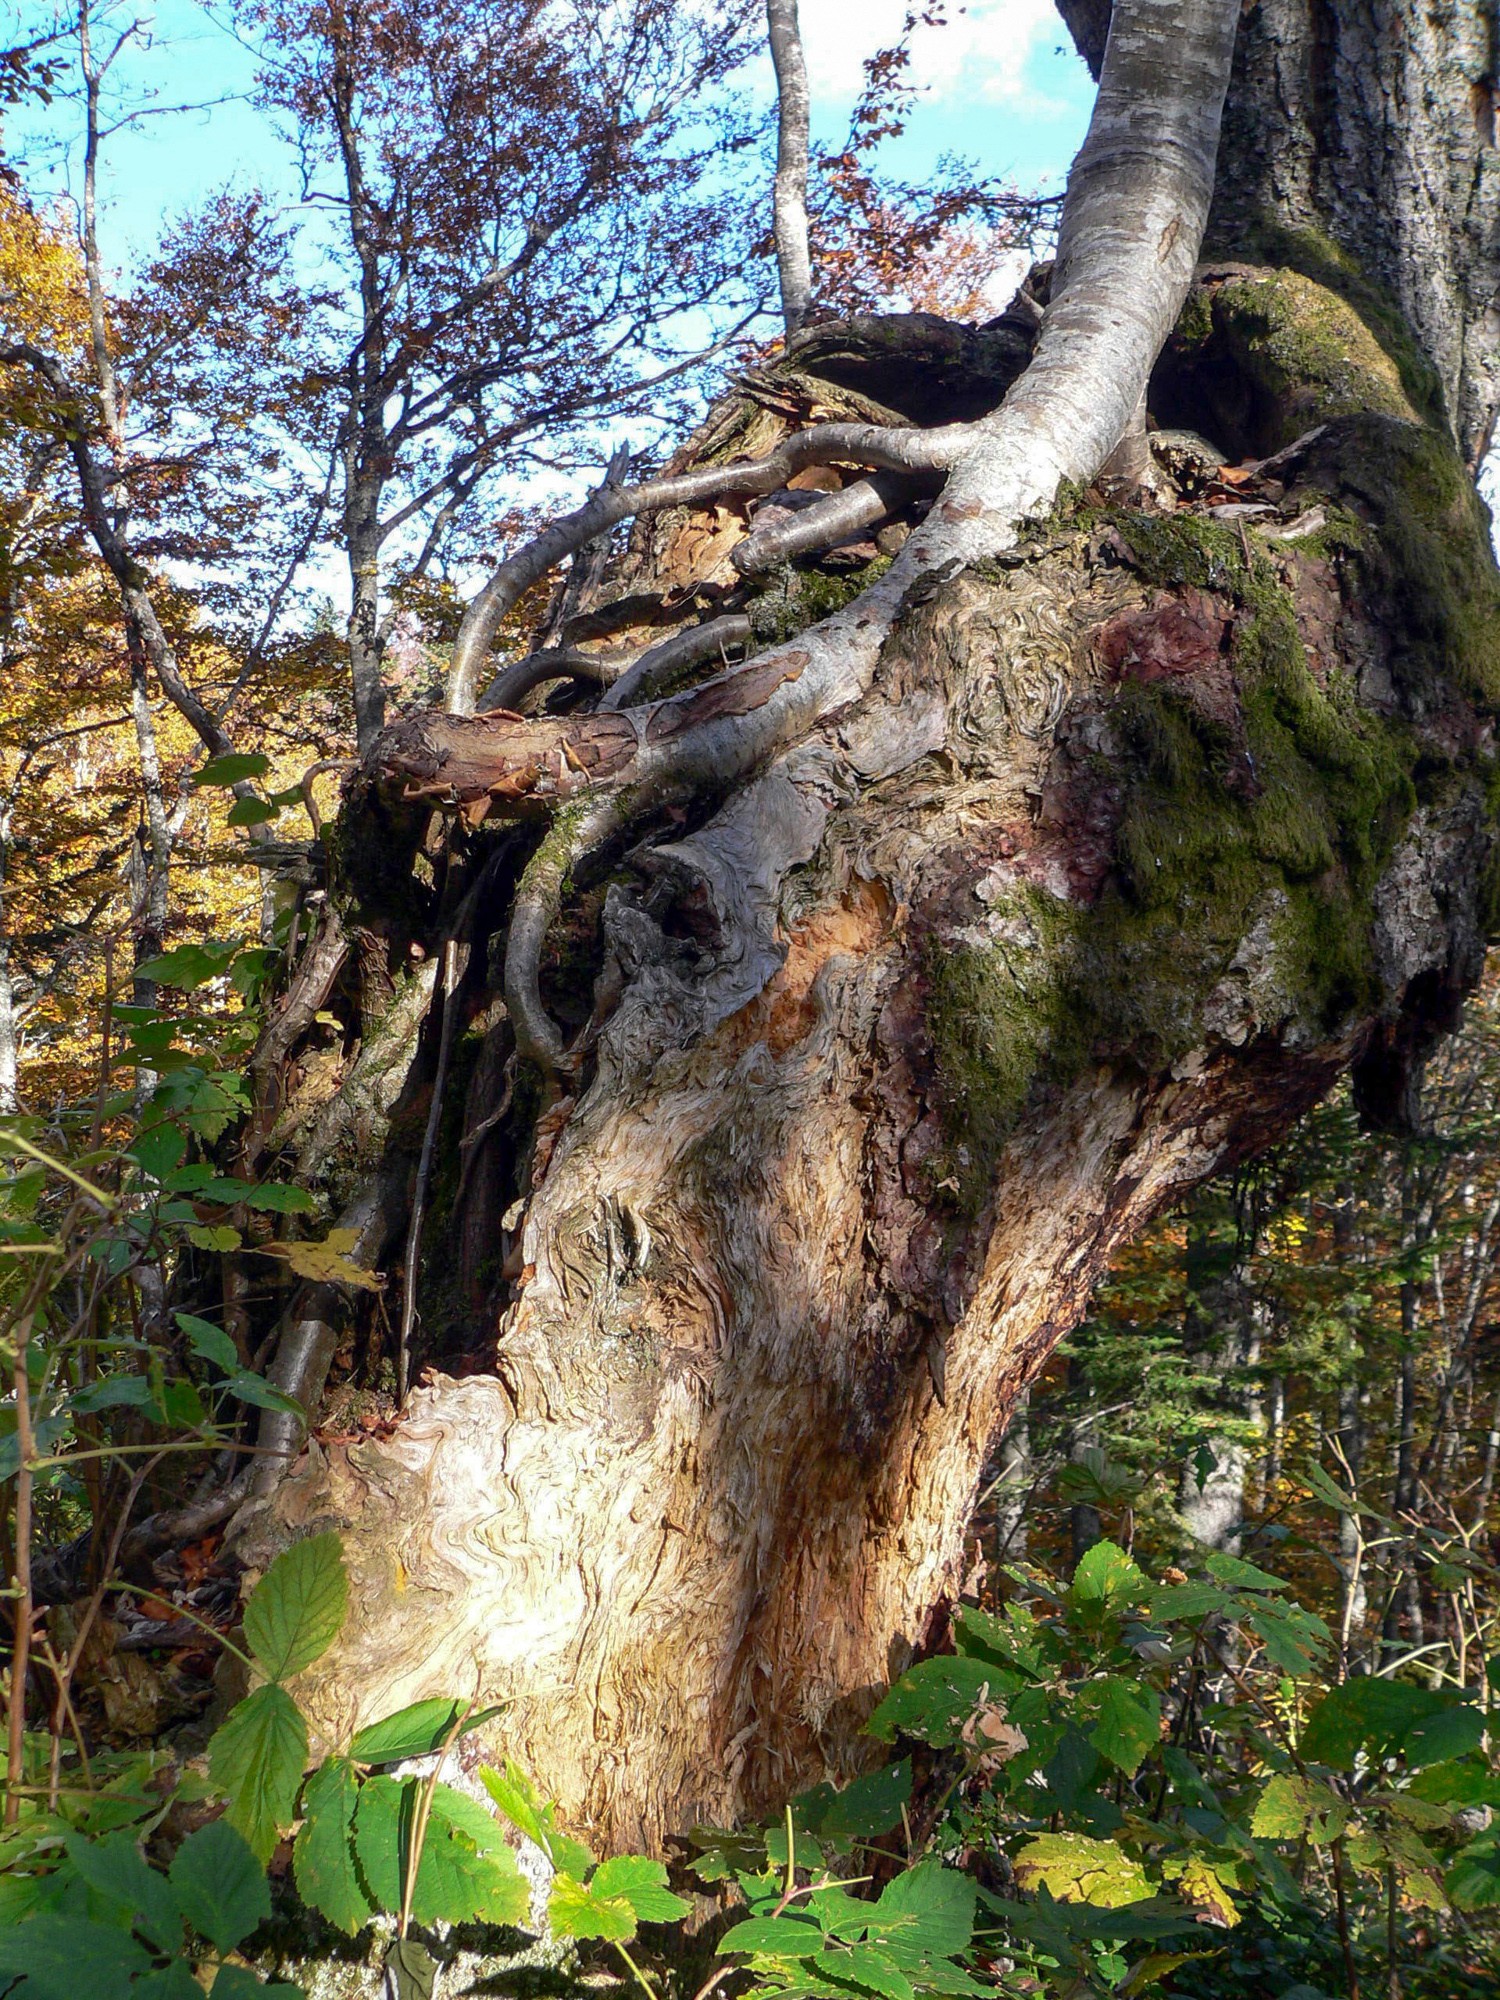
[398, 935, 462, 1403]
[4, 1310, 36, 1823]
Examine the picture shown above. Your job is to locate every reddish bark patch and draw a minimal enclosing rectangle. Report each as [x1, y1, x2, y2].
[1096, 586, 1231, 684]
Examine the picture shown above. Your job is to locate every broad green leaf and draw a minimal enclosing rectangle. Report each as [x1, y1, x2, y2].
[480, 1760, 594, 1876]
[815, 1760, 912, 1846]
[208, 1683, 309, 1861]
[227, 794, 278, 826]
[69, 1374, 156, 1414]
[134, 1966, 209, 2000]
[0, 1914, 149, 1998]
[177, 1311, 239, 1371]
[1150, 1582, 1234, 1623]
[1012, 1833, 1152, 1910]
[1084, 1678, 1160, 1776]
[135, 942, 240, 990]
[192, 752, 270, 786]
[352, 1776, 525, 1928]
[1247, 1600, 1328, 1675]
[1447, 1835, 1500, 1910]
[63, 1831, 182, 1953]
[717, 1912, 826, 1956]
[1250, 1772, 1349, 1844]
[870, 1860, 976, 1959]
[814, 1943, 914, 2000]
[351, 1698, 503, 1764]
[590, 1853, 691, 1923]
[866, 1657, 1003, 1747]
[548, 1869, 640, 1941]
[131, 1120, 186, 1180]
[1406, 1703, 1486, 1769]
[683, 1823, 768, 1883]
[187, 1224, 242, 1253]
[353, 1773, 408, 1913]
[1300, 1678, 1482, 1771]
[169, 1818, 270, 1953]
[293, 1756, 372, 1937]
[198, 1178, 315, 1213]
[243, 1531, 349, 1682]
[210, 1967, 306, 1998]
[1203, 1551, 1289, 1592]
[1068, 1542, 1148, 1627]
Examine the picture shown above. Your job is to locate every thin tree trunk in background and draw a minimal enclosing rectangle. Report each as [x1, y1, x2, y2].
[766, 0, 813, 336]
[991, 1391, 1032, 1563]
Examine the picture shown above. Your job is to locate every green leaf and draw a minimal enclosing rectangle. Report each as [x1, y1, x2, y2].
[1068, 1542, 1148, 1627]
[208, 1683, 309, 1862]
[169, 1818, 271, 1953]
[192, 752, 270, 786]
[1011, 1834, 1152, 1910]
[352, 1773, 407, 1913]
[814, 1761, 912, 1846]
[227, 794, 278, 826]
[134, 1966, 210, 1999]
[866, 1657, 1004, 1747]
[1250, 1773, 1349, 1844]
[352, 1776, 527, 1928]
[243, 1531, 349, 1682]
[293, 1756, 372, 1937]
[210, 1968, 306, 1999]
[225, 1370, 307, 1418]
[131, 1120, 187, 1180]
[1447, 1835, 1500, 1910]
[0, 1914, 149, 1998]
[198, 1177, 315, 1213]
[1203, 1551, 1289, 1592]
[548, 1868, 641, 1941]
[823, 1943, 916, 2000]
[591, 1853, 691, 1924]
[870, 1860, 976, 1959]
[187, 1224, 242, 1252]
[70, 1373, 156, 1414]
[135, 942, 240, 990]
[381, 1939, 438, 2000]
[717, 1912, 825, 1956]
[480, 1759, 594, 1877]
[1300, 1678, 1482, 1771]
[1084, 1678, 1160, 1776]
[63, 1831, 182, 1953]
[1406, 1703, 1486, 1769]
[351, 1698, 503, 1765]
[177, 1311, 238, 1371]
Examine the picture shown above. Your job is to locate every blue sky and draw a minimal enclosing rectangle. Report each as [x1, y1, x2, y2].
[5, 1, 1097, 602]
[11, 0, 1094, 274]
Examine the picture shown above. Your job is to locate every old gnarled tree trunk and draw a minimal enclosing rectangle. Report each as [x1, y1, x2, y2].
[230, 0, 1500, 1850]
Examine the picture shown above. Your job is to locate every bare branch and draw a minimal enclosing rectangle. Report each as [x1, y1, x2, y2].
[730, 472, 917, 574]
[444, 418, 961, 714]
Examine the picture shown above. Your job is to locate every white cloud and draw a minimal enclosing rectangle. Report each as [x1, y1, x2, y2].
[796, 0, 1064, 112]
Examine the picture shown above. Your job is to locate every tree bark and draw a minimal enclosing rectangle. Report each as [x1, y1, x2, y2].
[767, 0, 814, 336]
[231, 0, 1500, 1854]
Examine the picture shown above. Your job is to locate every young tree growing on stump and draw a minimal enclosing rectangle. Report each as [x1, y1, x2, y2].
[91, 0, 1500, 1857]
